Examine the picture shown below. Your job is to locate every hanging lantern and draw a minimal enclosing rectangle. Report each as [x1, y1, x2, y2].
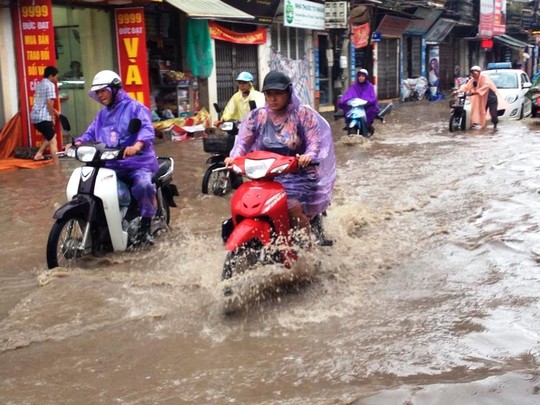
[481, 39, 494, 49]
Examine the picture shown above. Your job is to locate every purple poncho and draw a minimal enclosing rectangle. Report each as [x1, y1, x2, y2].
[230, 89, 336, 217]
[339, 79, 379, 126]
[76, 89, 158, 173]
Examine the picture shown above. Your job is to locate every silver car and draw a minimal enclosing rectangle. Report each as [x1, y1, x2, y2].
[482, 67, 532, 119]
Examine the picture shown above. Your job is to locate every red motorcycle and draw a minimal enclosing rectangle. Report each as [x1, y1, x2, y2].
[220, 150, 331, 297]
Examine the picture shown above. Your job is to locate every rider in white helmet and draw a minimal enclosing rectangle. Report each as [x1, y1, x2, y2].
[68, 69, 159, 244]
[214, 71, 265, 127]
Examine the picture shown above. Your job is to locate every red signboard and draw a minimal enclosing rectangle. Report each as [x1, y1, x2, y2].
[115, 8, 150, 108]
[351, 23, 370, 49]
[13, 0, 59, 148]
[209, 22, 267, 45]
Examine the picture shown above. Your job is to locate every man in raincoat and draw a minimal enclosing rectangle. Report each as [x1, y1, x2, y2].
[71, 70, 159, 244]
[458, 65, 499, 129]
[214, 71, 265, 127]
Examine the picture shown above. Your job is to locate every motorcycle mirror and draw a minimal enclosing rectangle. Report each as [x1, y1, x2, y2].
[473, 80, 478, 88]
[213, 103, 222, 115]
[128, 118, 142, 134]
[249, 100, 257, 111]
[59, 114, 71, 131]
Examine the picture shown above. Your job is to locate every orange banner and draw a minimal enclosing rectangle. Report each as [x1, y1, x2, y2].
[13, 0, 59, 148]
[115, 8, 150, 108]
[209, 22, 267, 45]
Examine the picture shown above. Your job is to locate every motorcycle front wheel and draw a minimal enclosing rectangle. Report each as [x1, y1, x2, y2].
[449, 111, 464, 132]
[202, 162, 231, 196]
[222, 241, 263, 283]
[46, 216, 90, 269]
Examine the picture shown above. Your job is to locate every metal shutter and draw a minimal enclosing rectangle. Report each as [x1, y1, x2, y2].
[377, 39, 400, 100]
[215, 41, 259, 107]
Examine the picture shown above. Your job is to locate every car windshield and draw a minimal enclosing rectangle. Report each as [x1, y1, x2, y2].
[487, 72, 518, 89]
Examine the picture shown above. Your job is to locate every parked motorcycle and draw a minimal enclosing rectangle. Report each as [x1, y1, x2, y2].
[219, 151, 332, 299]
[401, 77, 429, 102]
[46, 118, 179, 269]
[449, 90, 468, 132]
[334, 100, 393, 137]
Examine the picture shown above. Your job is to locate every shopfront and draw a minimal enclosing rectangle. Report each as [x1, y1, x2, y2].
[12, 0, 256, 149]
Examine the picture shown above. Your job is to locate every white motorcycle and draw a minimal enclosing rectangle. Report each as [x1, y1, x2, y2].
[46, 119, 179, 269]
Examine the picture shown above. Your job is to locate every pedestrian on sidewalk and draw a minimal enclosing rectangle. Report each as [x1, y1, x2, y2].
[30, 66, 60, 160]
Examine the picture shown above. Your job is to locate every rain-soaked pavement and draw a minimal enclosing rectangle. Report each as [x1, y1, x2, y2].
[1, 99, 540, 404]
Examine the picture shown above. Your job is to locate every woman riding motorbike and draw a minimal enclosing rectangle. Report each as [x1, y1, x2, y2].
[339, 68, 379, 133]
[224, 70, 335, 234]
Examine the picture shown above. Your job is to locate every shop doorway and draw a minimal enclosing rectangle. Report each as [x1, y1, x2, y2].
[52, 7, 114, 138]
[317, 34, 332, 106]
[215, 41, 259, 108]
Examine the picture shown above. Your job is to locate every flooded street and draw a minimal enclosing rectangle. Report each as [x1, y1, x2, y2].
[1, 99, 540, 404]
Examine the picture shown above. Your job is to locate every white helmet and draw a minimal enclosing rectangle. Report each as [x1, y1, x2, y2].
[90, 70, 121, 92]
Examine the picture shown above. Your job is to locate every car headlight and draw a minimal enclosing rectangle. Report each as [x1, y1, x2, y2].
[505, 94, 518, 104]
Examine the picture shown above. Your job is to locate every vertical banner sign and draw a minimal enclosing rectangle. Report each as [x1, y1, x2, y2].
[13, 0, 58, 148]
[115, 8, 150, 108]
[493, 0, 506, 36]
[479, 0, 495, 39]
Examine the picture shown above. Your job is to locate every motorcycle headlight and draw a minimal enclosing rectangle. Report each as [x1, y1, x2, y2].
[76, 146, 97, 162]
[505, 94, 518, 104]
[245, 158, 275, 179]
[101, 150, 121, 160]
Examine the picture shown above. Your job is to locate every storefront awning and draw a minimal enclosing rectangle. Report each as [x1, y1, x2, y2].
[494, 34, 531, 50]
[425, 18, 456, 43]
[165, 0, 254, 20]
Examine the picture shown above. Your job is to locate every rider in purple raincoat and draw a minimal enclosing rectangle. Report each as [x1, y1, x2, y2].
[339, 68, 379, 131]
[73, 70, 159, 244]
[226, 70, 336, 236]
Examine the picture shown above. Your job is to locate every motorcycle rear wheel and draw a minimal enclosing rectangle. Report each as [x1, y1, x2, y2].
[46, 217, 89, 269]
[156, 194, 170, 227]
[202, 162, 231, 196]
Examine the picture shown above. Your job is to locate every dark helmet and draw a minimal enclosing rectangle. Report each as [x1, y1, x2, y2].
[262, 71, 292, 92]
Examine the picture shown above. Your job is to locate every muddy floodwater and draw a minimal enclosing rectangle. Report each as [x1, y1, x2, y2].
[1, 100, 540, 404]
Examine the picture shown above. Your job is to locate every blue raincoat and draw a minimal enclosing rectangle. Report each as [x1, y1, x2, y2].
[76, 89, 158, 217]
